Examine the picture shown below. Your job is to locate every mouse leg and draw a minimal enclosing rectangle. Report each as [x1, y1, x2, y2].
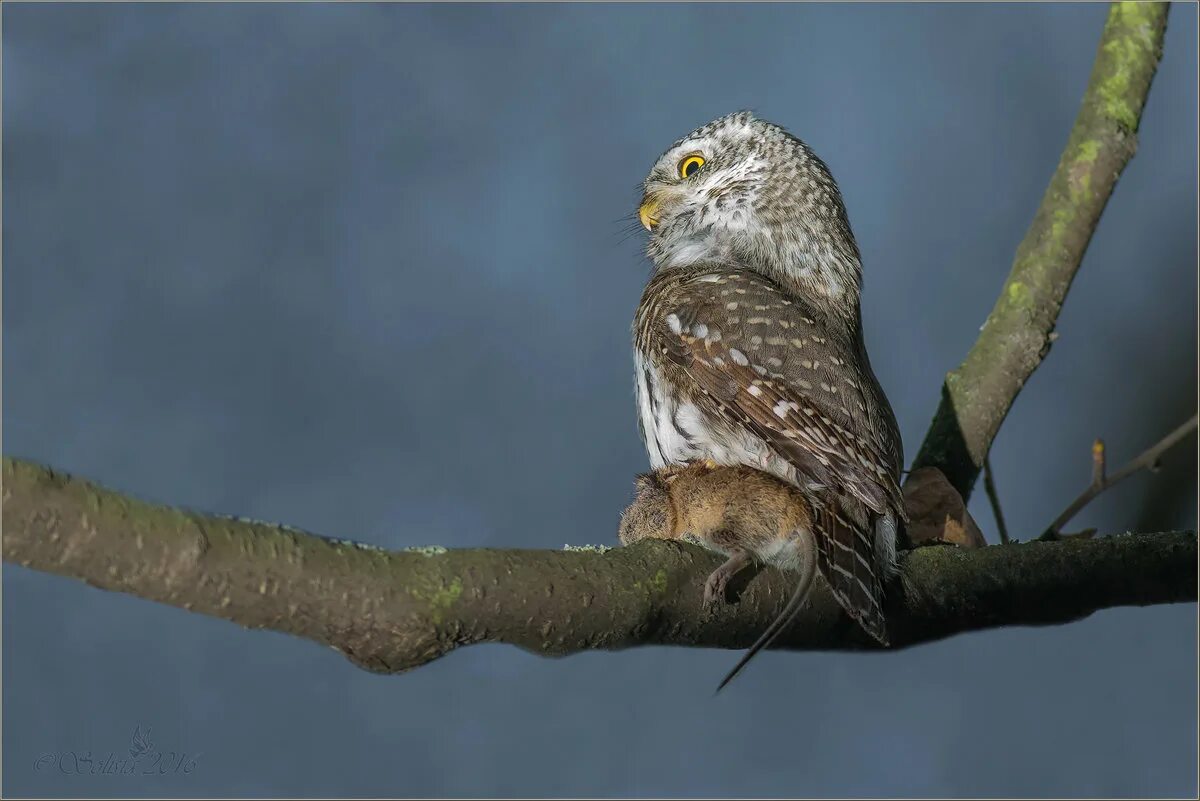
[703, 549, 753, 607]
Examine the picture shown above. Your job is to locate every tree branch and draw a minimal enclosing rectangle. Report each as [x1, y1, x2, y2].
[982, 456, 1011, 545]
[1043, 415, 1198, 539]
[911, 2, 1170, 499]
[3, 458, 1194, 674]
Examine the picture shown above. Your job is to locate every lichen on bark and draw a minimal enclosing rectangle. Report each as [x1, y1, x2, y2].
[911, 1, 1170, 499]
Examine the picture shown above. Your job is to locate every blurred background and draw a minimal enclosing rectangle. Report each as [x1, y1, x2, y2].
[4, 3, 1196, 797]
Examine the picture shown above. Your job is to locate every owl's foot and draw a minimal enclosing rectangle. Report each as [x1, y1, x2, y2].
[703, 550, 753, 607]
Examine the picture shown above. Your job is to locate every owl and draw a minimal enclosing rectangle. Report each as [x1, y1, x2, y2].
[632, 111, 906, 656]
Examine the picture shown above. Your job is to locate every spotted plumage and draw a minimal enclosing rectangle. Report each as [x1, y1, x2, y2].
[632, 111, 905, 647]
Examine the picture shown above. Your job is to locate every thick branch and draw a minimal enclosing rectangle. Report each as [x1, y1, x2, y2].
[912, 2, 1170, 498]
[4, 458, 1194, 674]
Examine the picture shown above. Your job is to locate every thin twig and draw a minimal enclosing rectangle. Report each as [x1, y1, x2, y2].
[1042, 416, 1198, 540]
[982, 456, 1011, 544]
[1091, 438, 1107, 485]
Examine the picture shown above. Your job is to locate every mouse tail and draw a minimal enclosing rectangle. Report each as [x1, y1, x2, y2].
[715, 532, 818, 693]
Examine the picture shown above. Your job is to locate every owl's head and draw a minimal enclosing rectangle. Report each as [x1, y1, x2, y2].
[639, 111, 862, 308]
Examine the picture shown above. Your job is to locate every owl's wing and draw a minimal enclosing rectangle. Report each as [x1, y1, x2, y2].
[649, 269, 900, 643]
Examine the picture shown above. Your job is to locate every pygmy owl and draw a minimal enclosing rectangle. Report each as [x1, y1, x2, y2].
[632, 111, 906, 650]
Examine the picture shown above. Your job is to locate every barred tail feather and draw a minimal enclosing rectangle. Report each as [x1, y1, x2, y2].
[812, 503, 890, 646]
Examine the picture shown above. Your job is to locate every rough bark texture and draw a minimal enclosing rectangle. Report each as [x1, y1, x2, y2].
[911, 2, 1170, 499]
[4, 458, 1195, 673]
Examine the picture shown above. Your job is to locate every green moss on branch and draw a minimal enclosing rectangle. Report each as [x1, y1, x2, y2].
[912, 2, 1170, 498]
[4, 457, 1194, 674]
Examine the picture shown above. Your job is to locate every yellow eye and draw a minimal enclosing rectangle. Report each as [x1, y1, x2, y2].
[678, 154, 705, 179]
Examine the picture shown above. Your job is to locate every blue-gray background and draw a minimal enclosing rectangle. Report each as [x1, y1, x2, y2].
[4, 3, 1197, 797]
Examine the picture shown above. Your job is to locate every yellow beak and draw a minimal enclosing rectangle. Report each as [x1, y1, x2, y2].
[638, 197, 661, 231]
